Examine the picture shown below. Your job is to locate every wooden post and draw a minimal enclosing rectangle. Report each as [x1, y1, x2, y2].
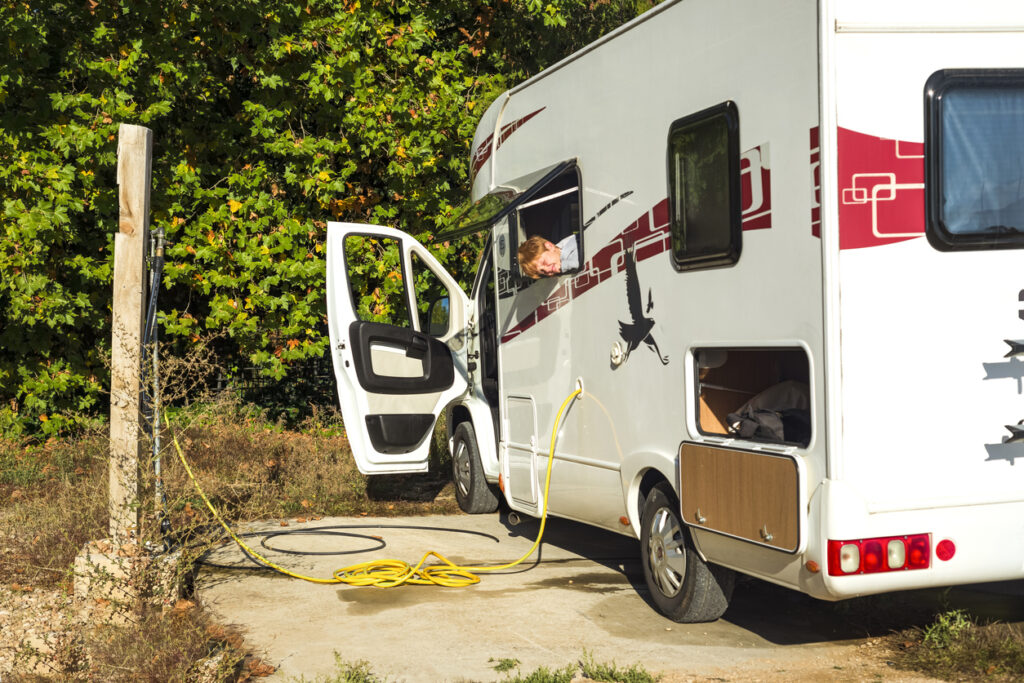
[109, 124, 152, 544]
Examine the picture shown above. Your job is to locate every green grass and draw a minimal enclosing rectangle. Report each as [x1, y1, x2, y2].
[580, 652, 659, 683]
[291, 654, 387, 682]
[891, 609, 1024, 681]
[490, 657, 521, 673]
[502, 665, 576, 683]
[483, 651, 659, 683]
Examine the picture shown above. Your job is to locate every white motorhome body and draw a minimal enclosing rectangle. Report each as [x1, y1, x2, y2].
[327, 0, 1024, 621]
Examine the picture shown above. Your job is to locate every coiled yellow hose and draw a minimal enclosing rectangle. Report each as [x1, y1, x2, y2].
[172, 388, 582, 588]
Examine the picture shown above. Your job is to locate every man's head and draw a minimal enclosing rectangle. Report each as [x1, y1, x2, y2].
[517, 235, 561, 279]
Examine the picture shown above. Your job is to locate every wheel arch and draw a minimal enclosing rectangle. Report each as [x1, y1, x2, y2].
[447, 403, 472, 434]
[444, 397, 499, 480]
[624, 459, 675, 537]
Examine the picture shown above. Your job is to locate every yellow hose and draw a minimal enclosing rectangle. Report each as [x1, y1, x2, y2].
[171, 388, 582, 588]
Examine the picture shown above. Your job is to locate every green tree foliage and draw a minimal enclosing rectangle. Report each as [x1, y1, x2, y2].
[0, 0, 657, 435]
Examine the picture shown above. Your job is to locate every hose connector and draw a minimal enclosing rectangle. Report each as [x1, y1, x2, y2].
[575, 377, 585, 399]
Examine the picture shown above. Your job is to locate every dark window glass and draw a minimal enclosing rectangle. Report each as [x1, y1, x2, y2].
[667, 101, 741, 270]
[925, 69, 1024, 251]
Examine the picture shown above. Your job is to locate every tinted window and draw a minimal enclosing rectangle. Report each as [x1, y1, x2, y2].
[667, 101, 741, 270]
[925, 69, 1024, 250]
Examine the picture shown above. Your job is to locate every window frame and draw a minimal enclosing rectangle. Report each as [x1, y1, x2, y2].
[342, 233, 414, 328]
[692, 345, 812, 448]
[666, 100, 742, 272]
[513, 163, 584, 285]
[925, 68, 1024, 252]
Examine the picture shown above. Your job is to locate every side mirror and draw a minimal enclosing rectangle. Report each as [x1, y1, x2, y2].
[426, 295, 450, 337]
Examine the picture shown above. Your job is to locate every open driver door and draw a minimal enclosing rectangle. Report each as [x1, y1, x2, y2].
[326, 223, 470, 474]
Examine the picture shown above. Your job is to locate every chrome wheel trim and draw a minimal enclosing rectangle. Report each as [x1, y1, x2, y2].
[453, 439, 472, 498]
[647, 506, 686, 598]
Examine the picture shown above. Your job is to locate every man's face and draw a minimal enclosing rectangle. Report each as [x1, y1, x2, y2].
[534, 240, 561, 277]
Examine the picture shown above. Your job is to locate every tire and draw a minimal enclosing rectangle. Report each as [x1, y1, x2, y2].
[640, 482, 735, 622]
[452, 421, 499, 514]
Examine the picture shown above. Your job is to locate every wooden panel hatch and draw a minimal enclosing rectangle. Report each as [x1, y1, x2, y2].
[678, 442, 800, 552]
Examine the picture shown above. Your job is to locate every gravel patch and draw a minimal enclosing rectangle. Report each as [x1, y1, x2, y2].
[0, 585, 89, 678]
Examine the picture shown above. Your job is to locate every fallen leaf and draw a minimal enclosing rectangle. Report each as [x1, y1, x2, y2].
[244, 656, 277, 676]
[280, 521, 289, 527]
[300, 499, 311, 508]
[174, 599, 196, 612]
[295, 517, 307, 523]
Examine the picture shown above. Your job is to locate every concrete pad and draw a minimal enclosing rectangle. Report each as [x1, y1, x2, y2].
[196, 512, 1024, 682]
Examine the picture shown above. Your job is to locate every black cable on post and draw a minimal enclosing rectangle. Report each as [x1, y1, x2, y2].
[142, 227, 171, 544]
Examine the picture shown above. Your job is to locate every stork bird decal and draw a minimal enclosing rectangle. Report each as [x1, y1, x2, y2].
[617, 247, 669, 365]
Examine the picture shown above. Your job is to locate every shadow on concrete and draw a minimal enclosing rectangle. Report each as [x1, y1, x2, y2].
[491, 510, 1024, 646]
[724, 577, 1024, 645]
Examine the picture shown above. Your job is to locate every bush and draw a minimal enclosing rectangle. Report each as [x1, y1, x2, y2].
[0, 0, 655, 435]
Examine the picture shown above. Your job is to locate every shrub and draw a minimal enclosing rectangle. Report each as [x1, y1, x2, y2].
[0, 0, 655, 435]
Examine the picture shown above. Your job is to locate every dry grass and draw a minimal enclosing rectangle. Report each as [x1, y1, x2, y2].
[0, 394, 456, 590]
[161, 397, 457, 533]
[0, 428, 109, 588]
[0, 394, 456, 681]
[86, 603, 253, 682]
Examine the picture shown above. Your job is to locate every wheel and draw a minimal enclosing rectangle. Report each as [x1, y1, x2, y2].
[452, 421, 499, 514]
[640, 482, 734, 622]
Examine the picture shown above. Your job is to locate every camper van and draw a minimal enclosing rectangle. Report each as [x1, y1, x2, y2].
[326, 0, 1024, 622]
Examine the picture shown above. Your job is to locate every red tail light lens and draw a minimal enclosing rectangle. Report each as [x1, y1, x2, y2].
[827, 534, 931, 576]
[907, 535, 931, 568]
[862, 540, 884, 573]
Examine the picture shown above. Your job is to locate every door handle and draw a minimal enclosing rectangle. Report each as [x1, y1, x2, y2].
[406, 334, 429, 360]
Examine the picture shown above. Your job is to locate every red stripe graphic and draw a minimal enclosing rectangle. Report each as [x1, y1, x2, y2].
[837, 127, 924, 250]
[471, 108, 547, 179]
[810, 126, 821, 238]
[741, 144, 772, 231]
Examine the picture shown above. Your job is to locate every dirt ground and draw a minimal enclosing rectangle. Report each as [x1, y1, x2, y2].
[5, 508, 1020, 681]
[196, 513, 1017, 683]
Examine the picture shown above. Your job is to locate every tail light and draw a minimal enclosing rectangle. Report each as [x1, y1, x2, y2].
[827, 534, 930, 576]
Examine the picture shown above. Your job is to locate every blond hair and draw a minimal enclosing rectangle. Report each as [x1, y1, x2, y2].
[517, 235, 548, 279]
